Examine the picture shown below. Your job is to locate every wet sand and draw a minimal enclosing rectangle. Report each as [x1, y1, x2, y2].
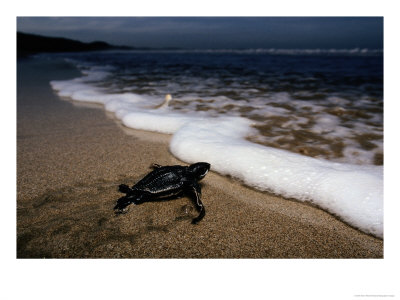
[17, 57, 383, 258]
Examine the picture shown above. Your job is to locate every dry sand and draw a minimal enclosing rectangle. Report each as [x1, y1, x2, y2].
[17, 57, 383, 258]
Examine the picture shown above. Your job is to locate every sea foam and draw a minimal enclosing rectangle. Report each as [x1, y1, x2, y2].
[170, 120, 383, 238]
[50, 66, 383, 238]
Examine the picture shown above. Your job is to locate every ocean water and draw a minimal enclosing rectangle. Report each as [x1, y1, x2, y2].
[47, 49, 383, 237]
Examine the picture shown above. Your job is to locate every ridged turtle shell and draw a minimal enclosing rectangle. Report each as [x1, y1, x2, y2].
[132, 165, 187, 194]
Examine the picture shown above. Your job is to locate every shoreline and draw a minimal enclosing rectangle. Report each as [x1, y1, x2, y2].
[17, 57, 383, 258]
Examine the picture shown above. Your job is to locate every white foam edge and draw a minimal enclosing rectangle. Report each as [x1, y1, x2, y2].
[170, 120, 383, 238]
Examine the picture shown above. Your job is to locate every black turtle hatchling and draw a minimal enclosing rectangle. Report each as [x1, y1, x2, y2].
[114, 162, 211, 224]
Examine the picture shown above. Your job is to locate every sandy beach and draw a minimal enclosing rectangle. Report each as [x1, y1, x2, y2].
[17, 57, 383, 258]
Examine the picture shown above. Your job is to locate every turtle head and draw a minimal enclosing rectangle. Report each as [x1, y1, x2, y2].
[188, 162, 211, 181]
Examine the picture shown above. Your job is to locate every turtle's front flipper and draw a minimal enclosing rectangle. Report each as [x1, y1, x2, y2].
[192, 204, 205, 224]
[186, 182, 205, 224]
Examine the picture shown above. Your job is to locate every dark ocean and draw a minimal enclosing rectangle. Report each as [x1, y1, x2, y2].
[48, 49, 383, 165]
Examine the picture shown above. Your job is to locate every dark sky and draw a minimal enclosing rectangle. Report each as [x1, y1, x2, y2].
[17, 17, 383, 49]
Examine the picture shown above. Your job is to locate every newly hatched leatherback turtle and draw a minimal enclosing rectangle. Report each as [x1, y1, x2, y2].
[114, 162, 211, 224]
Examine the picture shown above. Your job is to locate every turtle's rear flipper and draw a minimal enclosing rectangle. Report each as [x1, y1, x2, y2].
[119, 184, 132, 194]
[114, 192, 147, 214]
[114, 196, 133, 212]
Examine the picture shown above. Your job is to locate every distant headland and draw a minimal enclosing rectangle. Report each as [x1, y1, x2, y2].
[17, 32, 133, 58]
